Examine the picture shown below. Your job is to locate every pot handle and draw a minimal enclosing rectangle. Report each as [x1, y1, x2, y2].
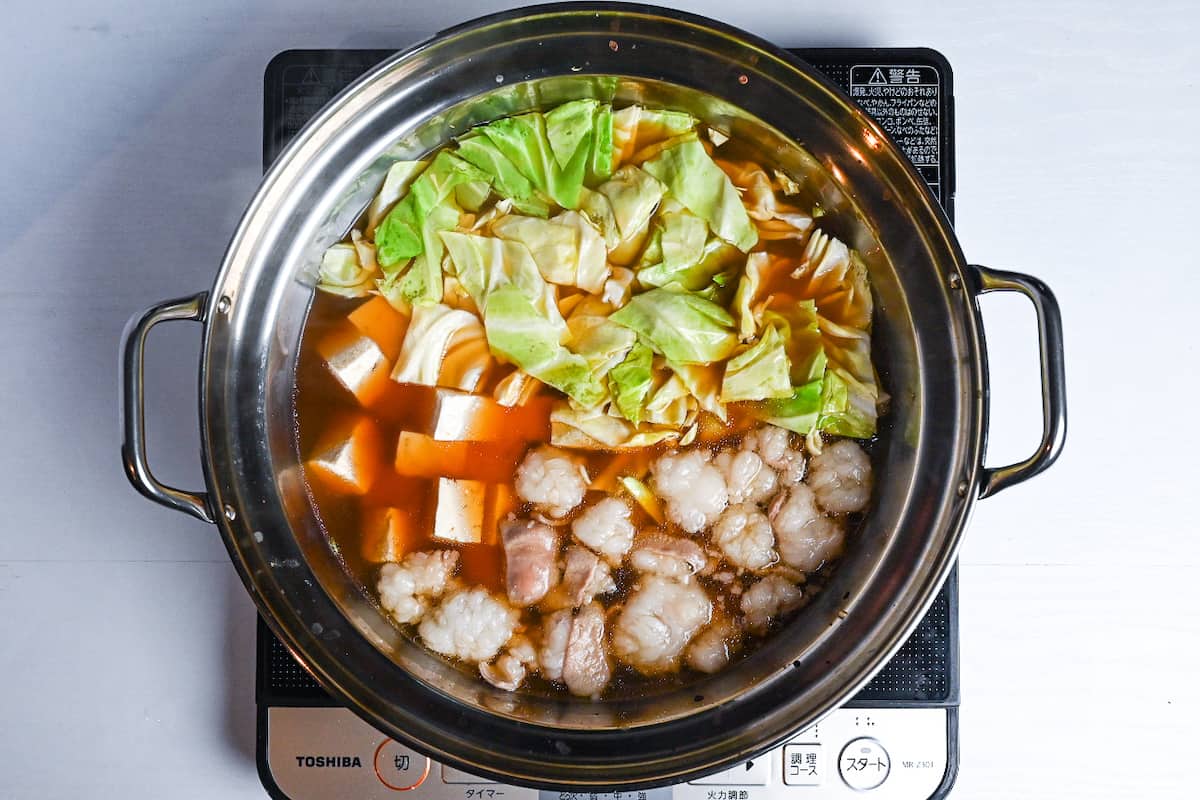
[969, 265, 1067, 498]
[120, 292, 215, 523]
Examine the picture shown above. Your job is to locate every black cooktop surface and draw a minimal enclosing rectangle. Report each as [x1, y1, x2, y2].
[258, 47, 959, 711]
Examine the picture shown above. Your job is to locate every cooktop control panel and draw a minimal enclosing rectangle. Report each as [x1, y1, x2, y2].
[264, 706, 949, 800]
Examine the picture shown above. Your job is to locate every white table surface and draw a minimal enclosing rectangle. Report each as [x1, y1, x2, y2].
[2, 0, 1197, 797]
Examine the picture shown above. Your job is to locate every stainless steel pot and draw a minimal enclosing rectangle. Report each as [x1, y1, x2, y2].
[119, 3, 1065, 789]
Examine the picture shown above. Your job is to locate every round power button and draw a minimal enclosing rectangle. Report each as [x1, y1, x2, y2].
[838, 737, 891, 791]
[373, 739, 431, 791]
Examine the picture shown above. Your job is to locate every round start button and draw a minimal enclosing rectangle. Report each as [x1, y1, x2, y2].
[838, 737, 891, 791]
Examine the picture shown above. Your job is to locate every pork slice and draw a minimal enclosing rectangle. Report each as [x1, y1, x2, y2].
[629, 534, 708, 578]
[560, 546, 617, 607]
[501, 518, 560, 606]
[562, 601, 612, 697]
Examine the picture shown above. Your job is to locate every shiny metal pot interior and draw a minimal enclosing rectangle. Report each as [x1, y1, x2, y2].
[120, 2, 1065, 789]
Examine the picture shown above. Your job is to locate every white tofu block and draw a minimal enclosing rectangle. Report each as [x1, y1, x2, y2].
[431, 391, 499, 441]
[425, 388, 549, 443]
[306, 416, 380, 495]
[316, 326, 391, 405]
[432, 478, 486, 544]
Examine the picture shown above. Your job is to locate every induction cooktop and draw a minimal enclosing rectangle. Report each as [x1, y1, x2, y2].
[256, 46, 959, 800]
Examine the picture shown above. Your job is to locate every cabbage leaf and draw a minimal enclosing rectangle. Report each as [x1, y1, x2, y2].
[566, 297, 637, 377]
[455, 133, 550, 217]
[550, 401, 679, 449]
[492, 369, 542, 407]
[746, 334, 878, 440]
[375, 151, 488, 268]
[593, 165, 665, 247]
[660, 210, 708, 272]
[478, 113, 559, 201]
[763, 299, 827, 385]
[602, 266, 636, 307]
[732, 251, 771, 341]
[391, 203, 461, 305]
[556, 210, 609, 293]
[794, 231, 874, 331]
[643, 371, 692, 428]
[717, 158, 813, 241]
[477, 109, 596, 211]
[489, 215, 576, 285]
[720, 322, 794, 402]
[590, 104, 614, 183]
[391, 303, 489, 389]
[490, 211, 609, 292]
[756, 379, 824, 435]
[638, 234, 742, 293]
[579, 169, 665, 267]
[438, 231, 566, 339]
[439, 232, 582, 400]
[819, 316, 873, 385]
[611, 105, 697, 169]
[548, 99, 615, 198]
[454, 179, 492, 213]
[317, 242, 375, 297]
[608, 341, 654, 425]
[373, 152, 493, 304]
[669, 361, 726, 421]
[609, 287, 738, 364]
[816, 366, 878, 438]
[545, 99, 598, 169]
[578, 187, 621, 250]
[375, 268, 410, 312]
[642, 138, 758, 252]
[366, 160, 428, 236]
[482, 286, 604, 406]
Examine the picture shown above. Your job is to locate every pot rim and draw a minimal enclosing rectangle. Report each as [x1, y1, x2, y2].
[194, 2, 988, 789]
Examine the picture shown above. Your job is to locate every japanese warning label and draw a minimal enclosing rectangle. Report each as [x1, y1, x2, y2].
[849, 65, 940, 194]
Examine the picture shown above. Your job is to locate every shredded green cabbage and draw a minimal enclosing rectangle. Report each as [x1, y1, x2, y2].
[323, 101, 883, 446]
